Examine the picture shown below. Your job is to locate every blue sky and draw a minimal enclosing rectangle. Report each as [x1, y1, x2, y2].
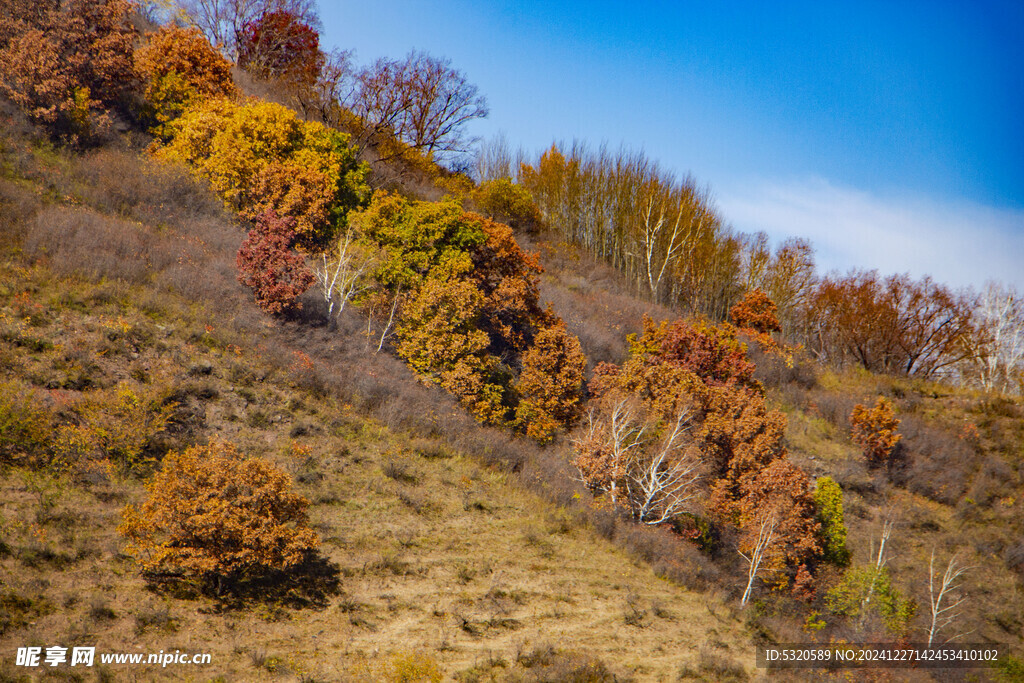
[317, 1, 1024, 289]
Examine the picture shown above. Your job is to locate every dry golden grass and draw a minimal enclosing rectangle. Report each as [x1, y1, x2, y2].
[3, 104, 1023, 681]
[0, 269, 753, 681]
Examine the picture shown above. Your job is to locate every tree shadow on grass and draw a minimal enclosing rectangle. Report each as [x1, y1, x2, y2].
[143, 552, 342, 612]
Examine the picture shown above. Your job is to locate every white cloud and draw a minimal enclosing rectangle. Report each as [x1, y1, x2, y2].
[717, 178, 1024, 291]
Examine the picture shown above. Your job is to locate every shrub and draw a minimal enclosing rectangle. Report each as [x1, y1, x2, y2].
[0, 379, 51, 464]
[623, 315, 759, 392]
[134, 25, 238, 138]
[0, 0, 137, 141]
[118, 440, 318, 587]
[813, 476, 850, 566]
[382, 650, 443, 683]
[515, 321, 587, 443]
[826, 565, 916, 637]
[729, 288, 781, 334]
[350, 191, 485, 290]
[236, 209, 315, 315]
[471, 177, 543, 232]
[240, 161, 337, 252]
[850, 397, 901, 467]
[52, 382, 175, 474]
[469, 217, 548, 356]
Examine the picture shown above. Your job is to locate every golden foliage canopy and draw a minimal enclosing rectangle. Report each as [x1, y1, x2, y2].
[119, 440, 318, 580]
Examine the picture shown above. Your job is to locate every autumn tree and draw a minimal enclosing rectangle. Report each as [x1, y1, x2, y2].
[236, 209, 315, 314]
[134, 25, 238, 138]
[471, 177, 543, 232]
[735, 460, 821, 597]
[762, 237, 816, 336]
[395, 276, 509, 425]
[515, 320, 587, 443]
[621, 316, 759, 393]
[590, 313, 820, 587]
[156, 97, 368, 247]
[119, 440, 318, 590]
[850, 397, 901, 468]
[349, 192, 484, 291]
[0, 0, 138, 141]
[314, 227, 374, 324]
[237, 8, 324, 89]
[468, 218, 547, 358]
[177, 0, 319, 59]
[814, 476, 851, 566]
[807, 270, 974, 379]
[730, 289, 781, 335]
[571, 396, 702, 524]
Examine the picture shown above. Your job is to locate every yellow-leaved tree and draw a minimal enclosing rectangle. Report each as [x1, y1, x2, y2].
[155, 97, 368, 250]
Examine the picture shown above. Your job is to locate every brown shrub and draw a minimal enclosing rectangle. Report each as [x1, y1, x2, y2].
[896, 413, 975, 505]
[850, 397, 901, 467]
[24, 206, 157, 284]
[119, 440, 319, 585]
[729, 288, 781, 334]
[0, 0, 138, 142]
[515, 320, 587, 443]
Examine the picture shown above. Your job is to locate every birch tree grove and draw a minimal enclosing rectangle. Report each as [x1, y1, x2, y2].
[519, 142, 735, 316]
[968, 281, 1024, 393]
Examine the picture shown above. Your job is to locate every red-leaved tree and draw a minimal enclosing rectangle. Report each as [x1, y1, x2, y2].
[237, 209, 314, 314]
[238, 9, 323, 88]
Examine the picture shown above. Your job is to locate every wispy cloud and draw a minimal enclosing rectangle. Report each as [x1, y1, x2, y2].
[717, 178, 1024, 291]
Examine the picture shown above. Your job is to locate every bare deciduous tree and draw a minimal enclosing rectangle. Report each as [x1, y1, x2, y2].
[739, 512, 778, 607]
[176, 0, 317, 58]
[341, 50, 488, 164]
[968, 281, 1024, 393]
[926, 549, 973, 646]
[313, 229, 373, 325]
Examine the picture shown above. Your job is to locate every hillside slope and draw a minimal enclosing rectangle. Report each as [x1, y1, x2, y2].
[0, 109, 758, 682]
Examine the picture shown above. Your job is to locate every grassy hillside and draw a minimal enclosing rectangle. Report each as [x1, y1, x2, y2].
[0, 13, 1023, 680]
[0, 108, 763, 682]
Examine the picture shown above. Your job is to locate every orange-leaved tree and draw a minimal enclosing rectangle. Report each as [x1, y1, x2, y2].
[850, 397, 901, 467]
[514, 319, 587, 443]
[735, 459, 821, 598]
[730, 288, 782, 335]
[395, 275, 509, 425]
[468, 217, 548, 357]
[0, 0, 137, 142]
[118, 440, 318, 589]
[134, 25, 238, 138]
